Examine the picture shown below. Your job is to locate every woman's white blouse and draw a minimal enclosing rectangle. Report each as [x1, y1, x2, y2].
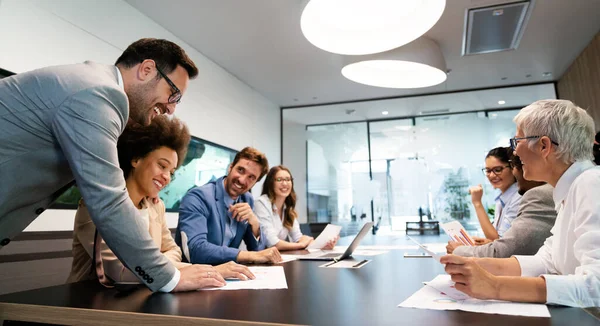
[254, 194, 303, 247]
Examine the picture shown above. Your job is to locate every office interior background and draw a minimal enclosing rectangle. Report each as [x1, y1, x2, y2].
[0, 0, 599, 295]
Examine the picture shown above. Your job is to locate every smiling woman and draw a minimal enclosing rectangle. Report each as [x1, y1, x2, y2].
[67, 116, 191, 284]
[469, 147, 521, 241]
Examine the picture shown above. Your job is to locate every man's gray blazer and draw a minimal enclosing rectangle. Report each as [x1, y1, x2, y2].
[0, 62, 175, 291]
[454, 184, 556, 258]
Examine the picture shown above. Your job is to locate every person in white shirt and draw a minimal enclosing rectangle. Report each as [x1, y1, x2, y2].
[441, 99, 600, 308]
[255, 165, 338, 251]
[469, 147, 522, 243]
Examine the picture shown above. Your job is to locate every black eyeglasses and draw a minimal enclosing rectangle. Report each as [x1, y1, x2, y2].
[510, 136, 559, 151]
[275, 177, 293, 183]
[156, 66, 182, 104]
[482, 166, 510, 176]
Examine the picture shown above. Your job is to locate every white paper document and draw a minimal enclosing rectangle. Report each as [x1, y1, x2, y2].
[202, 266, 287, 291]
[279, 255, 298, 263]
[420, 243, 448, 254]
[424, 275, 471, 300]
[399, 277, 550, 318]
[307, 224, 342, 249]
[441, 221, 475, 246]
[407, 236, 442, 262]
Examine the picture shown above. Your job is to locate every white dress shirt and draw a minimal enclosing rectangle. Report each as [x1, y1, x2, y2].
[115, 67, 180, 293]
[515, 160, 600, 307]
[254, 194, 303, 247]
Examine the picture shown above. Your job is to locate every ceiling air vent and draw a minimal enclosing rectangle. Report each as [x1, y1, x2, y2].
[462, 1, 532, 56]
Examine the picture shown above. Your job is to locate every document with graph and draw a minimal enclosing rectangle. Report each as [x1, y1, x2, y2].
[441, 221, 475, 246]
[201, 266, 287, 291]
[399, 275, 550, 317]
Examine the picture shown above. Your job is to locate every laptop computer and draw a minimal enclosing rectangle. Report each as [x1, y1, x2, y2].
[297, 222, 374, 261]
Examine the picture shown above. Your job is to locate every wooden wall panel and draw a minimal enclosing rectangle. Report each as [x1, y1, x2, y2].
[557, 32, 600, 129]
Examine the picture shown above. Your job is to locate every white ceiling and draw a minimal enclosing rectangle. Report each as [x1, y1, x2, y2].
[126, 0, 600, 108]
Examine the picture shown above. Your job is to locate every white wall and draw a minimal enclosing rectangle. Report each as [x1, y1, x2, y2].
[0, 0, 280, 231]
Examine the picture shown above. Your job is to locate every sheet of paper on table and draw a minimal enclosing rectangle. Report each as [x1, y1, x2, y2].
[424, 275, 471, 300]
[201, 266, 287, 291]
[279, 255, 299, 263]
[399, 276, 550, 318]
[307, 224, 342, 249]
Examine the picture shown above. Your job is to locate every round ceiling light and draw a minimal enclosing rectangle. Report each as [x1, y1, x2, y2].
[300, 0, 446, 55]
[341, 37, 447, 88]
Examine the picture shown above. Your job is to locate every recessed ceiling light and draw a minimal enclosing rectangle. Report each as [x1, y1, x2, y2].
[498, 100, 506, 105]
[382, 111, 389, 115]
[301, 0, 446, 55]
[542, 72, 553, 77]
[342, 38, 447, 88]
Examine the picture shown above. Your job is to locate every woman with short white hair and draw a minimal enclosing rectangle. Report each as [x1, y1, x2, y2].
[441, 99, 600, 308]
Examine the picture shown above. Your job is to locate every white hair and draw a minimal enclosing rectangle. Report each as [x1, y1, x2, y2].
[514, 100, 595, 164]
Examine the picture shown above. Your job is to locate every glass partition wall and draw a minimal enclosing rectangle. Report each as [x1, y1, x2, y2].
[282, 83, 557, 234]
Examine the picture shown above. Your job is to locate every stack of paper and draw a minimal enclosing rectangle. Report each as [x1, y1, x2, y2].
[399, 275, 550, 317]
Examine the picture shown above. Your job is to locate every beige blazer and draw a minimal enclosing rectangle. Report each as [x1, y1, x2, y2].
[67, 198, 189, 284]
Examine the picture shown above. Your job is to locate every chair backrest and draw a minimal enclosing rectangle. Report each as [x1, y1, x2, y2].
[299, 223, 312, 237]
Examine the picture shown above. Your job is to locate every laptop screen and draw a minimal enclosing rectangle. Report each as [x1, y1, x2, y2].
[338, 222, 373, 260]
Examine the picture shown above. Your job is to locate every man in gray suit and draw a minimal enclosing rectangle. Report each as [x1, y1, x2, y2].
[447, 155, 556, 258]
[0, 38, 227, 292]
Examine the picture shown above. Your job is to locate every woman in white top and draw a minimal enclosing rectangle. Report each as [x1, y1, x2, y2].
[442, 99, 600, 308]
[469, 147, 521, 244]
[255, 165, 338, 251]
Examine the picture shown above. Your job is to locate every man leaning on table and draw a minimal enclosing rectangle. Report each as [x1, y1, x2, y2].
[0, 38, 231, 292]
[176, 147, 282, 266]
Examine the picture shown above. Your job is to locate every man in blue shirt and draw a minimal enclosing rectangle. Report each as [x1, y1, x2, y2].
[177, 147, 282, 265]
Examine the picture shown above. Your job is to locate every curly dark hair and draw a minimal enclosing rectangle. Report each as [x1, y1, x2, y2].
[115, 38, 198, 79]
[486, 146, 514, 164]
[231, 147, 269, 181]
[117, 115, 191, 179]
[261, 165, 297, 230]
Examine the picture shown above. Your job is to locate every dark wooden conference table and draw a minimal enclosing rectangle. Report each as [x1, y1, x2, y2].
[0, 234, 598, 325]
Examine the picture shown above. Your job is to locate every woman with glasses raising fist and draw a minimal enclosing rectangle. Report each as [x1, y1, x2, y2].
[470, 147, 521, 244]
[255, 165, 338, 251]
